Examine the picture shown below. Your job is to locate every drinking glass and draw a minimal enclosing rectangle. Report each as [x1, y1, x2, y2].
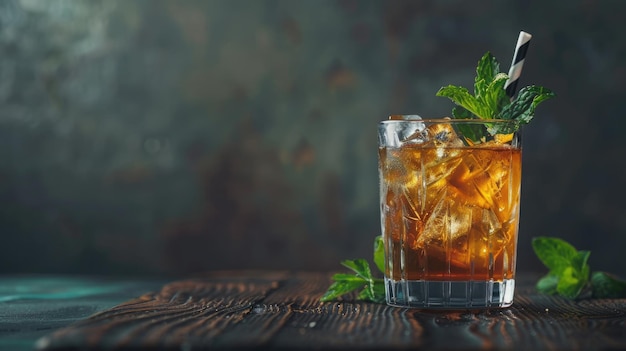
[378, 117, 522, 308]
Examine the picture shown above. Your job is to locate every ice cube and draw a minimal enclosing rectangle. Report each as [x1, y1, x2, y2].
[415, 179, 503, 243]
[424, 120, 464, 149]
[414, 187, 448, 248]
[447, 151, 510, 213]
[479, 207, 503, 237]
[463, 207, 509, 260]
[379, 117, 427, 148]
[415, 202, 508, 261]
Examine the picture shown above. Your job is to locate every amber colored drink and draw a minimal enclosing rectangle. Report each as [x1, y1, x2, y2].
[378, 118, 522, 308]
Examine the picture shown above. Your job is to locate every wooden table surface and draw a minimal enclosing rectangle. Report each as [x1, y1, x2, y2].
[25, 270, 625, 351]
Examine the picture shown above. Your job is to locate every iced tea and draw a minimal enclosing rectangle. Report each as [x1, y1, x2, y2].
[378, 118, 522, 308]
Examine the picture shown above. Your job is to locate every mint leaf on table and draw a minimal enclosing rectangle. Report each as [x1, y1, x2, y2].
[532, 237, 590, 299]
[320, 274, 369, 302]
[532, 237, 580, 276]
[532, 236, 626, 299]
[341, 259, 374, 281]
[591, 272, 626, 298]
[556, 266, 587, 299]
[320, 236, 386, 303]
[536, 274, 559, 294]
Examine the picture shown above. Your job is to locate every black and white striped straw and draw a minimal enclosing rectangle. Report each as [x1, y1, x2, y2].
[504, 31, 532, 97]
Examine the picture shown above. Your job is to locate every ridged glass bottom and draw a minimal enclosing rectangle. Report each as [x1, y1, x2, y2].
[385, 278, 515, 309]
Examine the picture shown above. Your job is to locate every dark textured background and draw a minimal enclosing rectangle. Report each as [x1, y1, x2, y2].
[1, 0, 624, 277]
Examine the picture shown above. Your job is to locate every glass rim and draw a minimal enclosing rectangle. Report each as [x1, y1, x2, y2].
[380, 118, 516, 124]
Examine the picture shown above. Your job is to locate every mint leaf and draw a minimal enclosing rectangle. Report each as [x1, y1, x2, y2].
[480, 73, 509, 119]
[532, 237, 590, 299]
[591, 272, 626, 298]
[498, 85, 555, 124]
[356, 279, 385, 303]
[320, 279, 367, 302]
[372, 279, 386, 299]
[331, 273, 366, 282]
[373, 235, 385, 274]
[532, 237, 579, 276]
[536, 274, 559, 294]
[436, 85, 486, 118]
[533, 236, 626, 300]
[474, 52, 500, 98]
[341, 259, 373, 281]
[360, 278, 385, 302]
[321, 239, 387, 303]
[340, 258, 376, 300]
[340, 258, 380, 302]
[452, 106, 487, 143]
[556, 266, 586, 299]
[572, 250, 591, 280]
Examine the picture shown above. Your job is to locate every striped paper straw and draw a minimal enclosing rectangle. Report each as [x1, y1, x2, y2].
[504, 31, 532, 97]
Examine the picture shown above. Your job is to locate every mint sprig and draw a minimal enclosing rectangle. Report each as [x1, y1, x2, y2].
[436, 52, 555, 142]
[532, 236, 626, 299]
[591, 272, 626, 298]
[320, 236, 386, 303]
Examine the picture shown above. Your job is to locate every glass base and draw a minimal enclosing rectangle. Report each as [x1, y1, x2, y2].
[385, 278, 515, 309]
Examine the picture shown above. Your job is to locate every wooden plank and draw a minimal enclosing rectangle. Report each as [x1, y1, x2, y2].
[259, 272, 425, 349]
[37, 271, 626, 350]
[38, 271, 290, 350]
